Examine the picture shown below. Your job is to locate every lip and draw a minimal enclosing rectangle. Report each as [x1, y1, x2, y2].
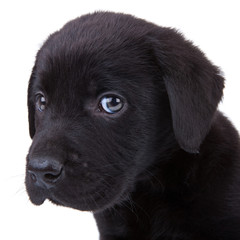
[26, 166, 129, 211]
[28, 192, 46, 206]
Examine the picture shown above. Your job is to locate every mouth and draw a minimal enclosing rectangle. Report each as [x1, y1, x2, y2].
[26, 177, 128, 212]
[25, 157, 132, 212]
[28, 190, 124, 212]
[27, 187, 47, 206]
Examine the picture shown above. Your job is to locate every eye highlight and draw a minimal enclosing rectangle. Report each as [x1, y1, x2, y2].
[99, 96, 123, 114]
[35, 93, 46, 112]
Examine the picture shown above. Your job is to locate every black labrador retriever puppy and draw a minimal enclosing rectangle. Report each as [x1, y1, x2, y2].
[25, 12, 240, 239]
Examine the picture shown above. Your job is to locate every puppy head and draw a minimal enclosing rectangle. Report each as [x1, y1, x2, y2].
[26, 12, 224, 211]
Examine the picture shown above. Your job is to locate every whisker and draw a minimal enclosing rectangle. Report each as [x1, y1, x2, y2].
[15, 186, 26, 196]
[90, 194, 100, 210]
[8, 174, 25, 180]
[130, 198, 151, 221]
[100, 178, 113, 188]
[144, 169, 165, 192]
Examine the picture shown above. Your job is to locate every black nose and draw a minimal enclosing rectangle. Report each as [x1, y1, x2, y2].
[28, 157, 63, 189]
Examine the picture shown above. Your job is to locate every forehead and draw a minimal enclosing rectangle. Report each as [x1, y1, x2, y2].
[33, 13, 157, 100]
[35, 44, 154, 100]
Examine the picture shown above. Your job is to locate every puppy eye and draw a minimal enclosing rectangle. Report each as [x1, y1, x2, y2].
[35, 93, 46, 112]
[99, 96, 123, 114]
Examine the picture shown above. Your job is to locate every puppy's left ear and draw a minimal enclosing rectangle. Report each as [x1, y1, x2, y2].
[27, 65, 36, 138]
[150, 29, 224, 153]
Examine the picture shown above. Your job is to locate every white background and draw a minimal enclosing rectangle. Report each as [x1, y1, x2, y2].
[0, 0, 239, 239]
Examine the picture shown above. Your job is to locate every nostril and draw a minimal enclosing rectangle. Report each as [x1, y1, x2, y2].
[28, 157, 63, 187]
[44, 168, 63, 182]
[29, 171, 37, 183]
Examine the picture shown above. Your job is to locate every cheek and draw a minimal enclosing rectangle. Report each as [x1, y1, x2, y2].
[34, 110, 46, 132]
[70, 123, 137, 173]
[91, 119, 150, 166]
[34, 111, 40, 129]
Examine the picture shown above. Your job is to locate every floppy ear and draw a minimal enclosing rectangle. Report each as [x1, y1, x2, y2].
[27, 65, 37, 138]
[151, 29, 224, 153]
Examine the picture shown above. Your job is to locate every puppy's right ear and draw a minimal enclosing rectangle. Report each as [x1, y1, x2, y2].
[27, 65, 36, 138]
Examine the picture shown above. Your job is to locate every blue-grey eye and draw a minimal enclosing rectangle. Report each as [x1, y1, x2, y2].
[100, 96, 123, 114]
[36, 94, 46, 112]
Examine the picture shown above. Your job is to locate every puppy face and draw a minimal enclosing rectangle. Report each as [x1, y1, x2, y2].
[25, 12, 224, 211]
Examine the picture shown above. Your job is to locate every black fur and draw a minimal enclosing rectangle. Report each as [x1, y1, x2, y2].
[25, 12, 240, 239]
